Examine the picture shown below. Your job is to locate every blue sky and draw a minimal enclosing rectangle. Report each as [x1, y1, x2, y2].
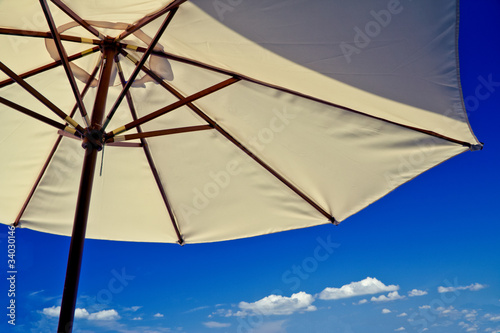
[1, 0, 499, 332]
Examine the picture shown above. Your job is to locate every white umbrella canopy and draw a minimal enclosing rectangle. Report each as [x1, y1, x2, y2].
[0, 0, 481, 331]
[0, 0, 481, 243]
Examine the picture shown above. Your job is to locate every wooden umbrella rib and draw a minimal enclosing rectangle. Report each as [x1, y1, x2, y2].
[14, 136, 65, 227]
[120, 49, 186, 100]
[0, 46, 99, 89]
[190, 104, 336, 223]
[110, 125, 213, 142]
[13, 59, 101, 227]
[119, 56, 335, 225]
[0, 96, 67, 132]
[117, 0, 187, 41]
[67, 55, 102, 119]
[0, 27, 101, 45]
[50, 0, 105, 40]
[134, 49, 475, 149]
[107, 77, 239, 137]
[126, 51, 468, 222]
[213, 122, 336, 222]
[126, 70, 335, 222]
[114, 54, 184, 245]
[0, 61, 85, 135]
[40, 0, 90, 126]
[102, 7, 179, 132]
[107, 142, 142, 147]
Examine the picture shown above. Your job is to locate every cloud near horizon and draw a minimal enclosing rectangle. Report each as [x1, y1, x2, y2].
[437, 283, 487, 293]
[408, 289, 428, 297]
[42, 306, 119, 320]
[203, 321, 231, 328]
[318, 277, 399, 300]
[371, 291, 405, 302]
[236, 292, 316, 316]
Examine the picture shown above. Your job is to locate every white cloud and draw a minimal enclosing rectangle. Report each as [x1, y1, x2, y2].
[483, 312, 500, 322]
[397, 312, 408, 317]
[439, 306, 455, 314]
[42, 306, 118, 321]
[210, 308, 235, 318]
[435, 306, 461, 319]
[318, 277, 399, 300]
[185, 306, 210, 314]
[74, 308, 90, 319]
[394, 327, 405, 331]
[354, 299, 368, 305]
[408, 289, 427, 297]
[419, 305, 431, 309]
[203, 321, 231, 328]
[154, 313, 164, 318]
[88, 309, 120, 321]
[29, 290, 44, 296]
[238, 292, 316, 316]
[42, 306, 61, 317]
[132, 317, 143, 320]
[371, 291, 404, 302]
[437, 283, 487, 293]
[464, 310, 477, 320]
[42, 306, 89, 319]
[124, 306, 142, 312]
[382, 308, 391, 314]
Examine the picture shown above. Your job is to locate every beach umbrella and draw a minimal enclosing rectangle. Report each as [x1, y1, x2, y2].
[0, 0, 481, 331]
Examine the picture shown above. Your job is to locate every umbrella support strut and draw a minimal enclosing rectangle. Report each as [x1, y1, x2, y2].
[57, 44, 117, 333]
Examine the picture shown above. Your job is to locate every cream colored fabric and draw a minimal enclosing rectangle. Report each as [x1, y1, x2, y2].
[0, 1, 479, 243]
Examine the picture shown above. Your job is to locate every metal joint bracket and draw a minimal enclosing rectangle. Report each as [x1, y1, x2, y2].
[82, 128, 104, 151]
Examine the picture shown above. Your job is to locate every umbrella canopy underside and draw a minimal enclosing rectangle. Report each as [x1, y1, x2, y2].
[0, 0, 480, 244]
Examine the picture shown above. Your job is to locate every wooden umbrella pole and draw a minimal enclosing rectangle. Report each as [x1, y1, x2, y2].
[57, 44, 117, 333]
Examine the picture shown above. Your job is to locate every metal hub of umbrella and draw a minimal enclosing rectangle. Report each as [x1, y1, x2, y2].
[0, 0, 482, 332]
